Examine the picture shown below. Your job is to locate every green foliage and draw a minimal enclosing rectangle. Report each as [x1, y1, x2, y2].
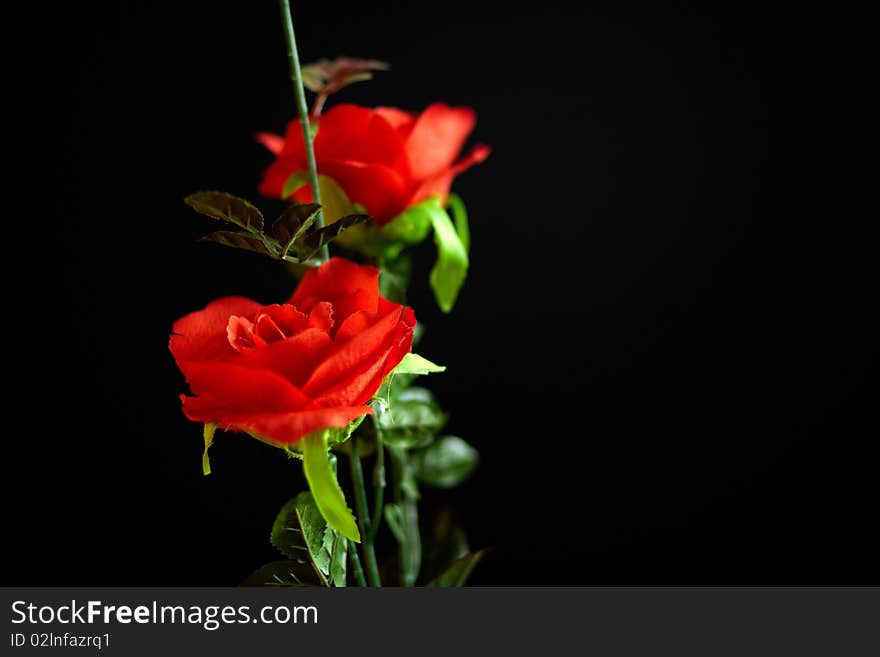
[184, 191, 369, 265]
[201, 422, 216, 476]
[426, 549, 489, 587]
[425, 200, 469, 312]
[241, 560, 324, 587]
[412, 436, 479, 488]
[302, 429, 361, 543]
[185, 191, 264, 232]
[391, 353, 446, 377]
[446, 193, 470, 253]
[378, 387, 446, 450]
[269, 492, 348, 587]
[301, 57, 389, 96]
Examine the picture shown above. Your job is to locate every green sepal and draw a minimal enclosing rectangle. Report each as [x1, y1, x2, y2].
[390, 352, 446, 377]
[413, 435, 479, 488]
[301, 429, 361, 543]
[202, 422, 217, 476]
[446, 193, 470, 253]
[424, 199, 469, 312]
[426, 549, 489, 587]
[185, 191, 265, 232]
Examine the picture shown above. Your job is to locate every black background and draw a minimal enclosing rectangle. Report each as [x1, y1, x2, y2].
[10, 1, 876, 585]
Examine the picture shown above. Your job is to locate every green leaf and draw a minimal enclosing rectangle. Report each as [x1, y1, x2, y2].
[378, 253, 412, 305]
[390, 352, 446, 377]
[281, 173, 355, 228]
[185, 191, 265, 232]
[241, 560, 324, 587]
[297, 213, 371, 260]
[272, 202, 321, 256]
[383, 503, 406, 544]
[200, 231, 277, 257]
[425, 199, 469, 313]
[426, 549, 488, 587]
[413, 436, 479, 488]
[301, 429, 361, 543]
[328, 530, 348, 587]
[446, 193, 470, 253]
[378, 387, 446, 450]
[420, 506, 470, 584]
[301, 57, 390, 95]
[202, 422, 216, 476]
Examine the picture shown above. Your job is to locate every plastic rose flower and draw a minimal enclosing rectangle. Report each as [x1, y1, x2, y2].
[169, 258, 416, 445]
[257, 103, 490, 225]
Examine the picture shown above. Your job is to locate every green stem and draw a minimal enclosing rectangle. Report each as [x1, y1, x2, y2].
[368, 431, 385, 544]
[278, 0, 328, 263]
[348, 436, 382, 587]
[347, 539, 367, 587]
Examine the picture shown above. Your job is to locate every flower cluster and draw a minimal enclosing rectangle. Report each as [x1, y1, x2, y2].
[170, 48, 487, 587]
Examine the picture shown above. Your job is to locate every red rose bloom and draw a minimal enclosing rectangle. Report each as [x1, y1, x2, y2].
[169, 258, 416, 445]
[257, 103, 490, 225]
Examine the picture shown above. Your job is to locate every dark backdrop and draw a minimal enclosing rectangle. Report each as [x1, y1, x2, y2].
[11, 1, 876, 585]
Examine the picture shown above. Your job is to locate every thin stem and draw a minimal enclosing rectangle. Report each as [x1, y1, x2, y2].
[368, 430, 385, 544]
[278, 0, 328, 262]
[347, 539, 367, 587]
[348, 436, 382, 587]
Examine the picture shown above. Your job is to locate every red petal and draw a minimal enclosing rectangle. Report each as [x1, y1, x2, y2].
[303, 306, 415, 406]
[308, 301, 334, 333]
[313, 159, 411, 224]
[313, 104, 406, 168]
[374, 106, 416, 135]
[258, 157, 307, 199]
[235, 328, 332, 388]
[170, 297, 263, 364]
[407, 144, 491, 207]
[256, 132, 285, 155]
[256, 304, 309, 339]
[334, 309, 375, 344]
[181, 361, 313, 416]
[290, 258, 380, 323]
[217, 406, 373, 446]
[405, 103, 477, 180]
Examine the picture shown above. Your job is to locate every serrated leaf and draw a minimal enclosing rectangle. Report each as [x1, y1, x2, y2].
[241, 560, 324, 587]
[329, 531, 347, 587]
[272, 202, 321, 256]
[446, 193, 470, 253]
[413, 436, 478, 488]
[378, 388, 446, 450]
[202, 422, 216, 476]
[297, 213, 371, 261]
[200, 231, 277, 257]
[302, 429, 361, 542]
[391, 353, 446, 377]
[185, 191, 265, 232]
[301, 57, 390, 95]
[426, 549, 488, 587]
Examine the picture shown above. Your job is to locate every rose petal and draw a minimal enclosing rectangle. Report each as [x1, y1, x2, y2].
[290, 258, 380, 322]
[304, 306, 415, 405]
[308, 301, 334, 333]
[170, 296, 263, 364]
[181, 361, 313, 415]
[256, 132, 285, 155]
[405, 103, 477, 180]
[235, 328, 332, 388]
[313, 104, 406, 168]
[222, 406, 373, 446]
[407, 143, 492, 208]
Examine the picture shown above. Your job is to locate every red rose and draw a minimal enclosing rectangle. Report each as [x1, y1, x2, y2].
[257, 103, 490, 225]
[169, 258, 416, 445]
